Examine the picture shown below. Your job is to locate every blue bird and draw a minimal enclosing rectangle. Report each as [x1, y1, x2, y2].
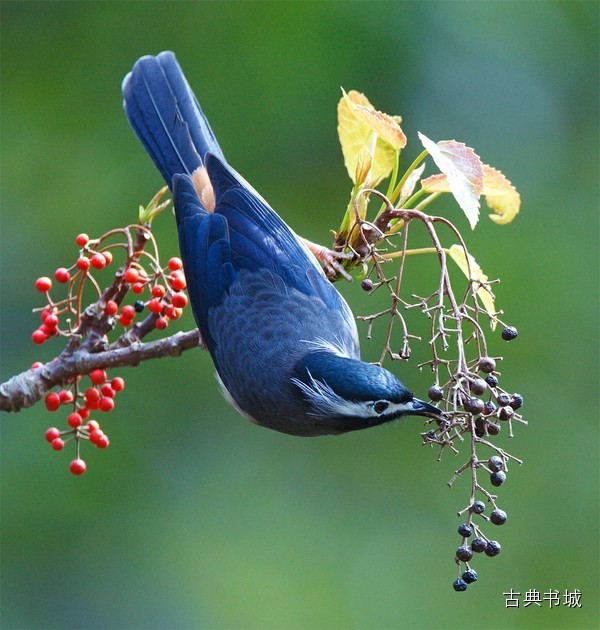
[122, 52, 440, 436]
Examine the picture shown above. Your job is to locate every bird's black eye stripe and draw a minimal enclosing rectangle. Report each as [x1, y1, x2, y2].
[373, 400, 389, 414]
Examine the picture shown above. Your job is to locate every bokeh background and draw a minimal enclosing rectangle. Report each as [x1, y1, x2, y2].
[1, 2, 598, 629]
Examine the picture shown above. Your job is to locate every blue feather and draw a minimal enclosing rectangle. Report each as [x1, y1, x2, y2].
[122, 51, 223, 187]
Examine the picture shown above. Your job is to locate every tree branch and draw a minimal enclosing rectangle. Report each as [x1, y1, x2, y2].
[0, 330, 203, 413]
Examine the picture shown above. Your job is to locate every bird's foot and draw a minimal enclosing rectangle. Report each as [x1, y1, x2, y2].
[302, 239, 354, 281]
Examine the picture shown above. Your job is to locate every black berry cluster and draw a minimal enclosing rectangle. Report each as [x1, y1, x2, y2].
[419, 326, 525, 592]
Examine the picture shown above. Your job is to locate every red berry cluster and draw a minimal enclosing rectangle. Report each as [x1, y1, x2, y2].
[32, 229, 188, 343]
[32, 232, 117, 345]
[31, 306, 61, 345]
[30, 213, 189, 475]
[103, 257, 188, 331]
[42, 368, 125, 474]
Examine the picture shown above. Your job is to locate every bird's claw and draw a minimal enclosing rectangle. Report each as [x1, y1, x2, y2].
[302, 239, 354, 281]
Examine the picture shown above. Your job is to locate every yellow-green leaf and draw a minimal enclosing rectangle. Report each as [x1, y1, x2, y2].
[446, 244, 496, 324]
[423, 166, 521, 225]
[399, 163, 426, 206]
[350, 102, 407, 150]
[354, 146, 372, 186]
[338, 89, 406, 185]
[421, 172, 450, 193]
[418, 134, 484, 229]
[482, 165, 520, 224]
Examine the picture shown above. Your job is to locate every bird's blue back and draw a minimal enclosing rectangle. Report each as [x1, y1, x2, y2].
[122, 52, 360, 431]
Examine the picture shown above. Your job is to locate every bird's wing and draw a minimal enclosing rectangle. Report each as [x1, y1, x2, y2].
[207, 154, 348, 305]
[174, 163, 358, 356]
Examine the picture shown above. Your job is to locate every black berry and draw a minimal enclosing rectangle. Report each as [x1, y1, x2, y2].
[458, 524, 472, 538]
[428, 385, 444, 402]
[485, 540, 501, 557]
[462, 569, 478, 584]
[483, 401, 497, 415]
[134, 300, 145, 313]
[498, 406, 514, 421]
[497, 393, 510, 406]
[478, 357, 496, 373]
[490, 471, 507, 487]
[471, 537, 488, 553]
[361, 279, 373, 292]
[464, 397, 484, 414]
[487, 422, 501, 436]
[474, 418, 486, 437]
[456, 546, 473, 562]
[472, 501, 486, 514]
[471, 378, 488, 396]
[485, 375, 498, 388]
[488, 456, 504, 472]
[490, 509, 508, 525]
[453, 578, 468, 592]
[510, 394, 523, 410]
[501, 326, 518, 341]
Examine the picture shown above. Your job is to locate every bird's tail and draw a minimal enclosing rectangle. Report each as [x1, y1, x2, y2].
[122, 51, 225, 190]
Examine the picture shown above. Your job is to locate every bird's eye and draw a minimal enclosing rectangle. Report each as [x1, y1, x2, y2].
[373, 400, 389, 414]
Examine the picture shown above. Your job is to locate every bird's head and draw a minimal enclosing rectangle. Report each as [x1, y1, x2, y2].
[292, 352, 441, 434]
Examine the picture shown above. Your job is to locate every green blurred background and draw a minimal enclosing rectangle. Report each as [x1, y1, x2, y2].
[1, 2, 598, 628]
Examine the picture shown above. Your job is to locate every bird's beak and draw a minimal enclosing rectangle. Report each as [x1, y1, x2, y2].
[407, 397, 442, 418]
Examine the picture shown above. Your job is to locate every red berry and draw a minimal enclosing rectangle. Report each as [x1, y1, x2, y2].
[169, 271, 186, 291]
[89, 428, 104, 444]
[104, 300, 118, 316]
[31, 361, 44, 369]
[168, 257, 183, 271]
[132, 282, 144, 294]
[119, 314, 133, 327]
[39, 323, 56, 337]
[148, 298, 163, 314]
[45, 392, 61, 411]
[69, 459, 86, 475]
[89, 369, 107, 385]
[171, 292, 188, 308]
[151, 284, 166, 298]
[44, 314, 59, 329]
[121, 305, 136, 319]
[124, 267, 139, 283]
[45, 427, 61, 442]
[78, 407, 90, 420]
[85, 387, 101, 403]
[32, 329, 47, 345]
[165, 306, 183, 320]
[51, 437, 65, 451]
[59, 389, 74, 404]
[91, 253, 106, 270]
[85, 398, 100, 410]
[102, 251, 113, 265]
[99, 397, 115, 412]
[77, 256, 91, 271]
[75, 233, 89, 247]
[54, 267, 70, 283]
[155, 317, 168, 331]
[68, 412, 83, 428]
[111, 377, 125, 392]
[40, 308, 53, 322]
[35, 276, 52, 292]
[96, 434, 110, 449]
[100, 384, 115, 398]
[87, 420, 100, 431]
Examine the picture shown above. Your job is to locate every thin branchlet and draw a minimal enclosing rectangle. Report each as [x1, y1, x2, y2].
[332, 188, 525, 588]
